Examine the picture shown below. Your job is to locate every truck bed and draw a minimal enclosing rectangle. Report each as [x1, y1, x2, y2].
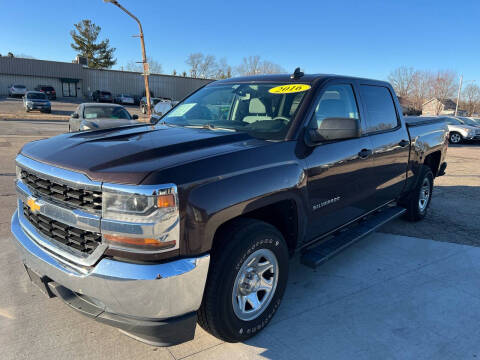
[405, 116, 446, 127]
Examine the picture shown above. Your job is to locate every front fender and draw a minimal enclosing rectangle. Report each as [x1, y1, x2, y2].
[183, 161, 308, 254]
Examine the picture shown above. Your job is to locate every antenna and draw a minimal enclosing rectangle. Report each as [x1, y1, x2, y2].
[291, 67, 304, 79]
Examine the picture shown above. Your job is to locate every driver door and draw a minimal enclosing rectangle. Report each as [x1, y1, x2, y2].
[304, 82, 377, 242]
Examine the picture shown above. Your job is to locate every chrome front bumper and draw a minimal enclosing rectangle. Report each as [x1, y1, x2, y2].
[11, 210, 210, 319]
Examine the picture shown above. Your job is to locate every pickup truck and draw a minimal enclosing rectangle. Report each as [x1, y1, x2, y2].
[11, 71, 448, 346]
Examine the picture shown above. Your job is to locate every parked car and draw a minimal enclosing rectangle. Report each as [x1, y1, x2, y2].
[34, 85, 56, 100]
[114, 94, 134, 105]
[140, 96, 163, 114]
[92, 90, 113, 103]
[8, 84, 27, 97]
[23, 91, 51, 113]
[441, 116, 480, 143]
[11, 72, 448, 346]
[68, 103, 139, 132]
[152, 100, 173, 117]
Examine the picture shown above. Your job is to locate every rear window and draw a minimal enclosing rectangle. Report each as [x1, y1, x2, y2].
[360, 85, 399, 133]
[41, 86, 54, 91]
[101, 91, 111, 96]
[14, 85, 26, 89]
[84, 106, 131, 120]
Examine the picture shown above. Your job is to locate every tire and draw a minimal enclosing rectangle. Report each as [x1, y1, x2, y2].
[449, 132, 463, 144]
[403, 166, 434, 221]
[198, 218, 289, 342]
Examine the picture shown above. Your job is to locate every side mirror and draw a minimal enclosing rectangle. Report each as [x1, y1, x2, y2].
[305, 117, 361, 145]
[132, 114, 139, 120]
[71, 113, 79, 119]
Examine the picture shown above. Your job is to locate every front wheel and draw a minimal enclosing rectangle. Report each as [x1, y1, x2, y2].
[449, 132, 463, 144]
[403, 165, 434, 221]
[198, 219, 289, 342]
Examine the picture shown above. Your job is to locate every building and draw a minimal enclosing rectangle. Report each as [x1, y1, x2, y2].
[0, 56, 212, 100]
[422, 98, 467, 116]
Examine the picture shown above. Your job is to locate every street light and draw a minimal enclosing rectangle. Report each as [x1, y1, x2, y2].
[103, 0, 152, 116]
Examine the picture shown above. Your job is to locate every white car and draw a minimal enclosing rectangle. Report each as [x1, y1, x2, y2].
[115, 94, 134, 105]
[8, 84, 28, 97]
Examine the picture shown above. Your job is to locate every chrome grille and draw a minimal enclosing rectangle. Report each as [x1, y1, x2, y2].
[22, 203, 101, 254]
[20, 169, 102, 212]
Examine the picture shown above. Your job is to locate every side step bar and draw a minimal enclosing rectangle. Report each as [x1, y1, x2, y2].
[301, 206, 406, 269]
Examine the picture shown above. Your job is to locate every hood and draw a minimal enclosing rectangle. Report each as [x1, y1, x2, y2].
[20, 124, 267, 184]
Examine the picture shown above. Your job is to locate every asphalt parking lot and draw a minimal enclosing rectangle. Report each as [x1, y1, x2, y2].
[1, 104, 480, 359]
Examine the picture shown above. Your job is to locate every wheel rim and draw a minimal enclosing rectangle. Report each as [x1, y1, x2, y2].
[232, 248, 279, 321]
[418, 177, 431, 212]
[450, 133, 461, 143]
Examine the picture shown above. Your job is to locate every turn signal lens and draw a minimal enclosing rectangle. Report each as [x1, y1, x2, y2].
[104, 234, 176, 249]
[157, 194, 175, 208]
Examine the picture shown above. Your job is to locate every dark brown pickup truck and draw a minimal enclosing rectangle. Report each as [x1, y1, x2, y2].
[11, 71, 448, 346]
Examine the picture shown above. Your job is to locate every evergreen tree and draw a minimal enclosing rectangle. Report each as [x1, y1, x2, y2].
[70, 19, 116, 69]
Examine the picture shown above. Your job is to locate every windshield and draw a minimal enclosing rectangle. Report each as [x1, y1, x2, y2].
[14, 85, 26, 89]
[84, 106, 131, 120]
[27, 93, 47, 100]
[161, 83, 310, 140]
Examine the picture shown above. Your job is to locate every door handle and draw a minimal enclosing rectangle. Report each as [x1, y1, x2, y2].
[398, 139, 409, 147]
[358, 149, 372, 159]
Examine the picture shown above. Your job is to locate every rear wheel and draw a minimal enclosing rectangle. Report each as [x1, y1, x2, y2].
[449, 132, 463, 144]
[198, 219, 289, 342]
[403, 166, 434, 221]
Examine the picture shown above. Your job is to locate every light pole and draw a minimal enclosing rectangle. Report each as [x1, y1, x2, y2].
[455, 74, 463, 117]
[104, 0, 152, 116]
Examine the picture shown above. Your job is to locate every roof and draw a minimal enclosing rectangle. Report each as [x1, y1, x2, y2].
[211, 73, 390, 86]
[25, 91, 44, 94]
[422, 98, 457, 109]
[81, 103, 124, 107]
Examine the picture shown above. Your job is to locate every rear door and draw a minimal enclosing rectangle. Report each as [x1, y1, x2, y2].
[304, 81, 377, 241]
[358, 83, 410, 206]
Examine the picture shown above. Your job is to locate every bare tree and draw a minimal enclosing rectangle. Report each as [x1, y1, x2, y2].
[462, 83, 480, 116]
[388, 66, 416, 98]
[236, 55, 285, 76]
[125, 57, 163, 74]
[186, 53, 217, 78]
[214, 57, 232, 79]
[410, 70, 434, 111]
[430, 70, 458, 115]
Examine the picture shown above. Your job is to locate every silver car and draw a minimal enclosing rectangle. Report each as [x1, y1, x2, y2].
[114, 94, 134, 105]
[442, 116, 480, 144]
[8, 84, 28, 97]
[69, 103, 139, 132]
[23, 91, 51, 113]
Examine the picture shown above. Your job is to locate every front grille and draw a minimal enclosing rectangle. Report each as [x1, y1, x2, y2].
[22, 203, 102, 254]
[20, 169, 102, 212]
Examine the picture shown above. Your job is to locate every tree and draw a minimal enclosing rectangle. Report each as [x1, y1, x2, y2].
[172, 69, 177, 76]
[410, 70, 433, 112]
[125, 58, 163, 74]
[388, 66, 416, 98]
[214, 57, 232, 79]
[70, 19, 116, 69]
[236, 55, 285, 76]
[462, 83, 480, 116]
[186, 53, 220, 79]
[429, 70, 458, 115]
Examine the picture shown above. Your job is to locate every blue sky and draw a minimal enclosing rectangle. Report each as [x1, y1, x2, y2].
[1, 0, 479, 82]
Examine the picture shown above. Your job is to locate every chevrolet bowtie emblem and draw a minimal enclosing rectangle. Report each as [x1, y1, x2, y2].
[26, 197, 41, 213]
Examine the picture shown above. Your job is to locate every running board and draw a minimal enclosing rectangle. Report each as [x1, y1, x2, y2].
[301, 206, 406, 269]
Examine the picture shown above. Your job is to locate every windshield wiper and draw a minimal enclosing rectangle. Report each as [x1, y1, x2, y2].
[184, 124, 238, 132]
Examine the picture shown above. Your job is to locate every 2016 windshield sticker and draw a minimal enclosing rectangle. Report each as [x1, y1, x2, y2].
[268, 84, 311, 94]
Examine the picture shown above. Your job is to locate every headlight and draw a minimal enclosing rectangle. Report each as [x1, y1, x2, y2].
[15, 166, 22, 181]
[26, 101, 33, 106]
[101, 184, 179, 256]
